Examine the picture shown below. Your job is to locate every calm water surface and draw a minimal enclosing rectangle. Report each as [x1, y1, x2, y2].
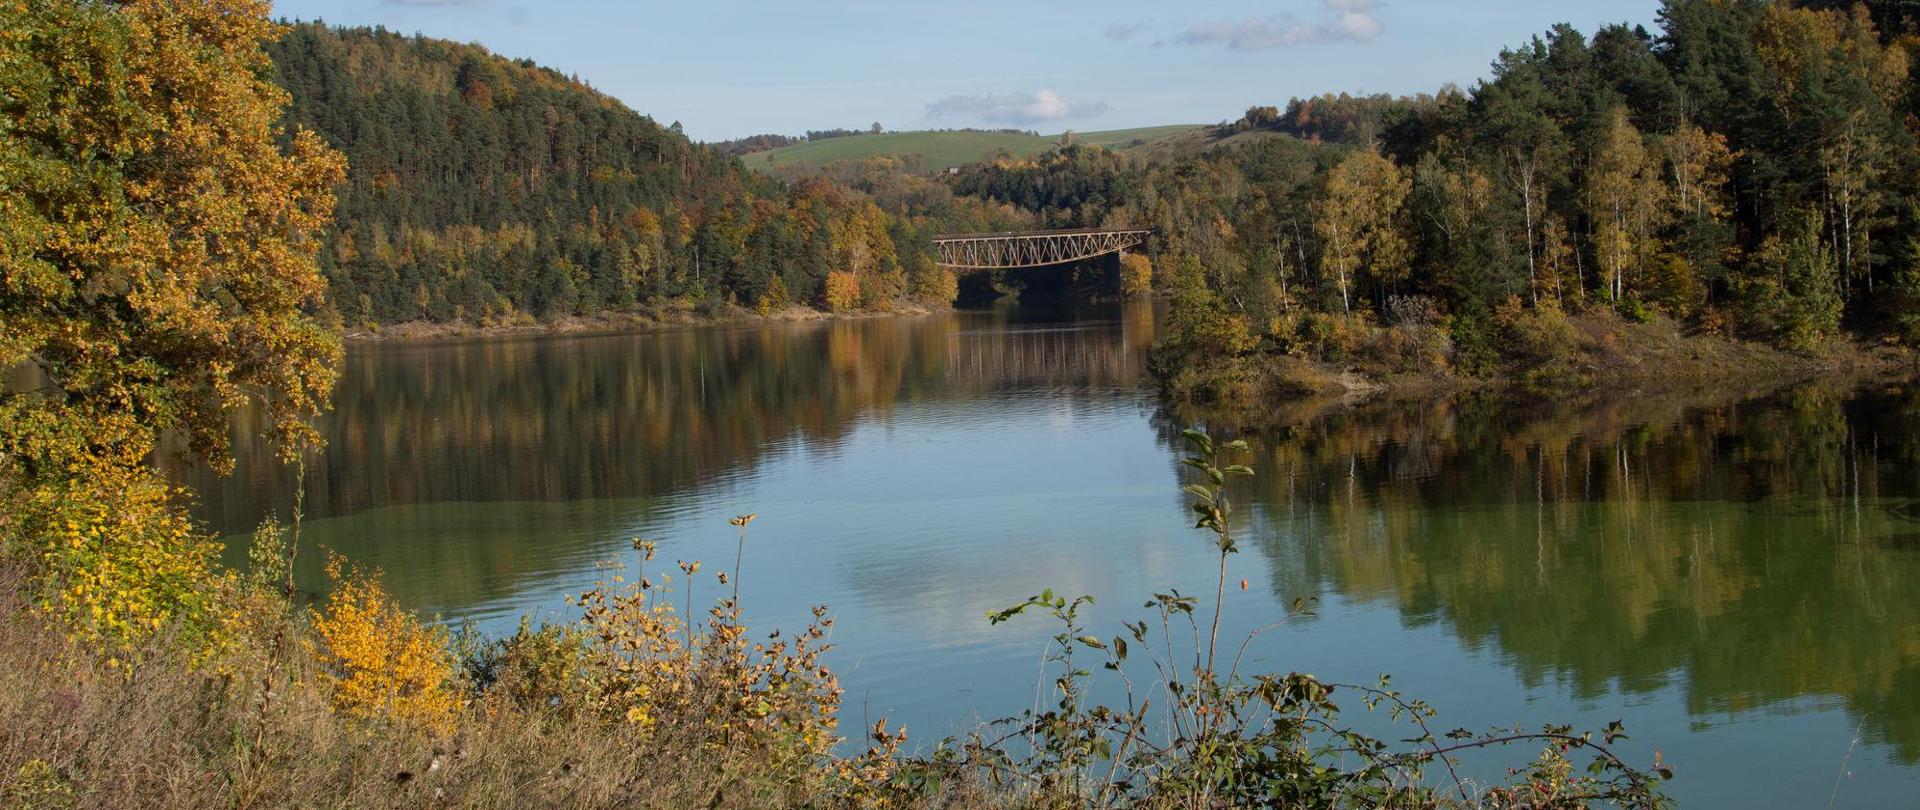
[169, 303, 1920, 808]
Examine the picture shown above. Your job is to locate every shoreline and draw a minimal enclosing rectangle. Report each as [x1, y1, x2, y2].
[338, 302, 942, 344]
[1158, 310, 1918, 415]
[342, 302, 1917, 408]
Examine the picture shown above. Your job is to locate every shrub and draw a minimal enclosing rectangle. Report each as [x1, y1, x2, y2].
[5, 759, 74, 810]
[6, 456, 227, 652]
[1496, 297, 1579, 361]
[1361, 322, 1453, 374]
[460, 619, 594, 717]
[1447, 310, 1500, 377]
[308, 555, 460, 731]
[1353, 295, 1454, 374]
[1495, 297, 1591, 391]
[570, 544, 841, 768]
[1294, 311, 1369, 361]
[1617, 296, 1655, 324]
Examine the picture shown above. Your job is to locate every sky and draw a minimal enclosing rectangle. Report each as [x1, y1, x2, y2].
[268, 0, 1668, 142]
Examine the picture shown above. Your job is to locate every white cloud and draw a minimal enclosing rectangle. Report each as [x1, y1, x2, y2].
[384, 0, 487, 6]
[1104, 21, 1150, 41]
[1179, 0, 1384, 50]
[925, 89, 1110, 126]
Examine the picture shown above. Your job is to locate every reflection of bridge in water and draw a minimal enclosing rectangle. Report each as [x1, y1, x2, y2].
[941, 314, 1155, 389]
[932, 228, 1149, 270]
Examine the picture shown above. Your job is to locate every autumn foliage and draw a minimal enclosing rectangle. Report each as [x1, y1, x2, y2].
[0, 0, 344, 476]
[309, 555, 460, 731]
[823, 270, 863, 312]
[1120, 253, 1154, 298]
[15, 460, 223, 650]
[1, 0, 344, 653]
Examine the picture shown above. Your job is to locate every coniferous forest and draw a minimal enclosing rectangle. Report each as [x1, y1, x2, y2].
[266, 24, 1014, 327]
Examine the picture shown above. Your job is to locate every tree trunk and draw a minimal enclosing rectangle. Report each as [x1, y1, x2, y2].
[1522, 162, 1538, 305]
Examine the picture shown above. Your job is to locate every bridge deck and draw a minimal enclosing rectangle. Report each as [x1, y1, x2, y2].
[931, 227, 1150, 270]
[931, 227, 1151, 242]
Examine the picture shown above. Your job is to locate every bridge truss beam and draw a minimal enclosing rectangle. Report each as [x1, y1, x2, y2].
[932, 228, 1150, 270]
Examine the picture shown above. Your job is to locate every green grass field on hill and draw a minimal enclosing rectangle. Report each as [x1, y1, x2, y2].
[738, 124, 1207, 172]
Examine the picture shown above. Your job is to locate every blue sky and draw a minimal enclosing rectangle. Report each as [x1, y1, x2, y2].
[269, 0, 1667, 142]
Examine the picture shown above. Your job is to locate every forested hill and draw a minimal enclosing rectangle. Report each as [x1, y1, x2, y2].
[266, 24, 963, 327]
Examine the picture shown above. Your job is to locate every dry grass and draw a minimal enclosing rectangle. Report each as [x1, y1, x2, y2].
[0, 567, 978, 810]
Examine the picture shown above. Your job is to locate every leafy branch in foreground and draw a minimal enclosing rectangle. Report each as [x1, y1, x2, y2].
[902, 428, 1673, 808]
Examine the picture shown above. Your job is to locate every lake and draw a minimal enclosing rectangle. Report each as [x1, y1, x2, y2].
[166, 302, 1920, 808]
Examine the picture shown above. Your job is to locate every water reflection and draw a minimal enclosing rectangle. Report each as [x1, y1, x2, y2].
[162, 303, 1157, 614]
[1194, 384, 1920, 764]
[159, 303, 1920, 807]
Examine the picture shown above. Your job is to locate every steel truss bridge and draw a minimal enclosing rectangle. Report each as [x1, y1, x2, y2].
[932, 228, 1150, 270]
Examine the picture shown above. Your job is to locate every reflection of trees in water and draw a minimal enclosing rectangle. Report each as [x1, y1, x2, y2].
[155, 307, 1155, 615]
[160, 308, 1152, 536]
[1172, 380, 1920, 760]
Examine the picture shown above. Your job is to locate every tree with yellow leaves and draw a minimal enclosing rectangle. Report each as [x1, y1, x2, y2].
[1587, 108, 1664, 304]
[1662, 124, 1734, 221]
[823, 271, 863, 312]
[0, 0, 345, 643]
[1120, 253, 1155, 299]
[1313, 148, 1411, 314]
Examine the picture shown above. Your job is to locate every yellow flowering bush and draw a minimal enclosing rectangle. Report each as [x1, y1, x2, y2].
[308, 554, 459, 731]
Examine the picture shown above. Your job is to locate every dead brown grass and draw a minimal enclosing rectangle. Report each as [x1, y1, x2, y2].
[0, 567, 987, 810]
